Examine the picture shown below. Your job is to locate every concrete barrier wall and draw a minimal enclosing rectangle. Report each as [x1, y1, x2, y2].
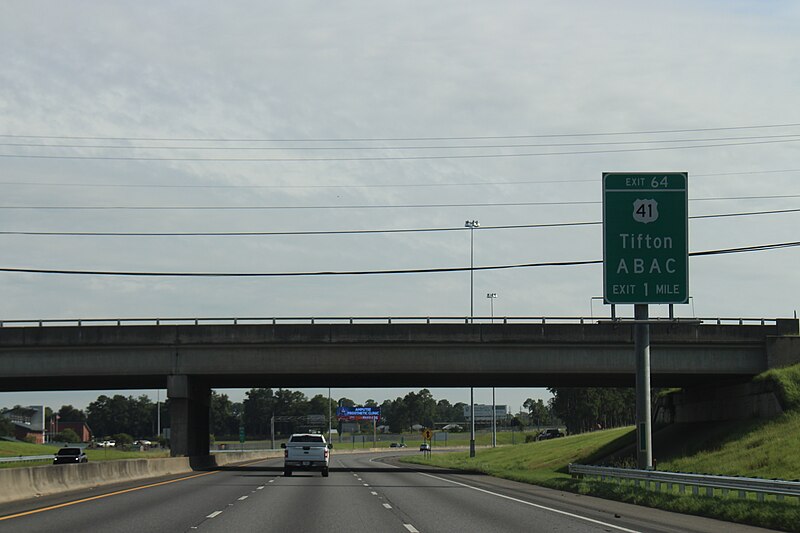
[0, 450, 282, 505]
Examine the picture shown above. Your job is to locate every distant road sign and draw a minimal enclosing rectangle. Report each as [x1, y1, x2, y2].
[423, 429, 433, 440]
[336, 406, 381, 421]
[603, 173, 688, 304]
[239, 426, 245, 443]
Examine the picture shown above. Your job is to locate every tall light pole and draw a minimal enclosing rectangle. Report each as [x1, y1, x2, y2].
[465, 221, 480, 320]
[465, 220, 479, 457]
[328, 387, 332, 443]
[487, 292, 498, 447]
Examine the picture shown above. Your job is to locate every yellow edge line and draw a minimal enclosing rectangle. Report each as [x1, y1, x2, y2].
[0, 457, 270, 522]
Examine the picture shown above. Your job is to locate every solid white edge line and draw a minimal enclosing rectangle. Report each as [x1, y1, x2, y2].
[418, 472, 640, 533]
[403, 524, 419, 533]
[206, 511, 223, 518]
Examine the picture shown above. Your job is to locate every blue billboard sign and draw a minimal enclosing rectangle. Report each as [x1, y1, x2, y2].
[336, 406, 381, 421]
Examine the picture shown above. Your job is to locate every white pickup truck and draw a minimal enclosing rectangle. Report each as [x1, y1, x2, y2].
[281, 433, 332, 477]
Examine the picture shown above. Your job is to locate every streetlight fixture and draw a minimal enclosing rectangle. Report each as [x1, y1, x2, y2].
[487, 292, 498, 447]
[464, 220, 479, 458]
[487, 293, 497, 323]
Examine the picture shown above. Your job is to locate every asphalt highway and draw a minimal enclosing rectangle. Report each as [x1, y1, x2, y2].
[0, 452, 778, 533]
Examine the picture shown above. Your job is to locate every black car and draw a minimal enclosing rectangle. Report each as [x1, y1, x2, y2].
[537, 428, 565, 440]
[53, 447, 88, 465]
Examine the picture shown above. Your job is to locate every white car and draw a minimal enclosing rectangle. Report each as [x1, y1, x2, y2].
[97, 440, 116, 448]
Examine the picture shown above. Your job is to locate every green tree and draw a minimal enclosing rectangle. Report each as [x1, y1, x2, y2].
[547, 387, 635, 434]
[57, 405, 86, 423]
[243, 388, 275, 437]
[86, 394, 155, 438]
[55, 428, 81, 443]
[337, 397, 355, 408]
[308, 394, 336, 430]
[436, 399, 467, 423]
[0, 413, 13, 437]
[523, 398, 552, 428]
[209, 392, 238, 437]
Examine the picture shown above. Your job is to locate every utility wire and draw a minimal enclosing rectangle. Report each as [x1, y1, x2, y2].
[1, 194, 799, 211]
[0, 208, 796, 237]
[3, 133, 799, 151]
[0, 241, 797, 277]
[1, 138, 799, 162]
[2, 122, 799, 142]
[0, 168, 797, 191]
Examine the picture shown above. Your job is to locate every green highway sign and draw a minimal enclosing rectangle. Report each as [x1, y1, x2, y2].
[603, 172, 688, 304]
[239, 426, 246, 443]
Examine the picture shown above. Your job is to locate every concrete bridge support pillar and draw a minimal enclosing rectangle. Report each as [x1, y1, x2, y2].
[167, 375, 210, 457]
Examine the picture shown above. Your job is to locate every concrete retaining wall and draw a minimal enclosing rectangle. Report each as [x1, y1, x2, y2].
[655, 381, 784, 423]
[0, 450, 282, 505]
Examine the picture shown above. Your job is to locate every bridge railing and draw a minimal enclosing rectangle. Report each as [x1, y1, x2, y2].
[0, 316, 780, 327]
[569, 463, 800, 503]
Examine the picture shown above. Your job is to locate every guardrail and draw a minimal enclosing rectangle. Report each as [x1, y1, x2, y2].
[0, 454, 54, 464]
[569, 464, 800, 503]
[0, 316, 781, 327]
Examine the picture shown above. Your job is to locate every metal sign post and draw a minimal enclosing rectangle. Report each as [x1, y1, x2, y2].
[634, 304, 652, 469]
[603, 172, 688, 471]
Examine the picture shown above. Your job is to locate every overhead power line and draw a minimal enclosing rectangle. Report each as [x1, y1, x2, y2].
[1, 194, 799, 211]
[1, 168, 798, 191]
[0, 241, 797, 277]
[3, 133, 800, 151]
[2, 122, 799, 142]
[2, 139, 800, 162]
[0, 208, 797, 237]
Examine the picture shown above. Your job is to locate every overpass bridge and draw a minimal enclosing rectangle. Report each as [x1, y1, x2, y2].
[1, 316, 798, 455]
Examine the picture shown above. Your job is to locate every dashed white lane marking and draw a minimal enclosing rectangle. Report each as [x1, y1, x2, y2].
[383, 503, 392, 509]
[419, 472, 639, 533]
[257, 486, 265, 490]
[363, 483, 369, 487]
[403, 525, 419, 533]
[206, 511, 223, 518]
[237, 496, 249, 501]
[269, 480, 275, 483]
[370, 491, 378, 496]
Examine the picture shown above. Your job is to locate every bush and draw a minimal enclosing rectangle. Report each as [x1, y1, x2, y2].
[55, 428, 81, 443]
[112, 433, 134, 446]
[23, 435, 38, 444]
[525, 435, 537, 443]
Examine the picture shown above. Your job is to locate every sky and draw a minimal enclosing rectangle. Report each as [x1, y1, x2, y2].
[1, 1, 799, 413]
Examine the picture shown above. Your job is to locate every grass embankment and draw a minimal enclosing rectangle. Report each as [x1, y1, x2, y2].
[219, 430, 538, 450]
[0, 440, 168, 468]
[403, 364, 800, 531]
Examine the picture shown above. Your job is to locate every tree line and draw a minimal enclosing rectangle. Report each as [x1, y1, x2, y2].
[2, 386, 640, 442]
